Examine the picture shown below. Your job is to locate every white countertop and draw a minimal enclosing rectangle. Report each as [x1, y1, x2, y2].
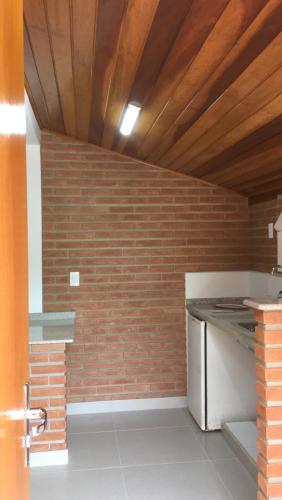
[186, 302, 256, 342]
[244, 298, 282, 311]
[29, 312, 75, 344]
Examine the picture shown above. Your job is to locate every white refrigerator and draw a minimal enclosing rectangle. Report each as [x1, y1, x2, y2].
[187, 313, 256, 431]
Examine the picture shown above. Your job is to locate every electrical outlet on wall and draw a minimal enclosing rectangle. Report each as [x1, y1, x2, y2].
[70, 271, 80, 287]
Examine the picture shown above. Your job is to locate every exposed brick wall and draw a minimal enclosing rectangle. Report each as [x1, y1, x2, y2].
[254, 308, 282, 500]
[41, 131, 250, 403]
[29, 342, 67, 452]
[250, 198, 282, 273]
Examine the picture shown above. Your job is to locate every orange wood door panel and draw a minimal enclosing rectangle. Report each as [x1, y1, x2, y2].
[0, 1, 29, 499]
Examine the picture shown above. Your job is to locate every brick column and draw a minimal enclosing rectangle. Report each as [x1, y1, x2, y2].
[29, 342, 67, 454]
[251, 307, 282, 500]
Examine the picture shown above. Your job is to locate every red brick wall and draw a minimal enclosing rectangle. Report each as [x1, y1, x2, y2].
[41, 131, 250, 403]
[250, 198, 282, 273]
[254, 308, 282, 500]
[29, 343, 67, 453]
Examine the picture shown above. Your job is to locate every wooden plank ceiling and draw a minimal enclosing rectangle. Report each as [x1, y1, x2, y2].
[24, 0, 282, 203]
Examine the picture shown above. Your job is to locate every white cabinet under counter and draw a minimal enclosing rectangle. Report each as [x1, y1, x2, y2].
[205, 322, 256, 429]
[187, 305, 256, 431]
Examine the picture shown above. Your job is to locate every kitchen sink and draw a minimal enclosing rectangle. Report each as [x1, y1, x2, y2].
[236, 321, 257, 333]
[210, 309, 247, 314]
[213, 304, 249, 311]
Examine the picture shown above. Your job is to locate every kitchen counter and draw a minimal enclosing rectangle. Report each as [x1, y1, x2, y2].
[28, 312, 75, 463]
[29, 311, 75, 344]
[186, 302, 256, 342]
[244, 297, 282, 311]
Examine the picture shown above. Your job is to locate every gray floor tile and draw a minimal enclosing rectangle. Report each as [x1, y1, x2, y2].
[30, 409, 257, 500]
[117, 426, 207, 466]
[114, 408, 194, 430]
[31, 468, 126, 500]
[123, 462, 232, 500]
[68, 413, 114, 434]
[68, 431, 120, 469]
[212, 458, 257, 500]
[192, 428, 235, 460]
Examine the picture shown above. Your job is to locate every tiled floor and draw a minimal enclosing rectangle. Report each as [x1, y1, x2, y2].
[31, 409, 257, 500]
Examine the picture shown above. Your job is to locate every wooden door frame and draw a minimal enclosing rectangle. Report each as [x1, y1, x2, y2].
[0, 1, 29, 499]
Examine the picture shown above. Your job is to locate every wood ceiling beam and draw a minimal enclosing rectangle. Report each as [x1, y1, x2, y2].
[175, 67, 282, 174]
[24, 80, 44, 130]
[122, 0, 230, 157]
[88, 0, 127, 146]
[24, 0, 65, 133]
[44, 0, 76, 137]
[221, 137, 282, 189]
[249, 191, 282, 205]
[224, 157, 282, 189]
[233, 169, 282, 194]
[242, 176, 282, 197]
[114, 0, 194, 154]
[126, 0, 193, 108]
[24, 23, 49, 128]
[186, 117, 282, 179]
[204, 144, 282, 186]
[141, 0, 270, 164]
[159, 32, 282, 171]
[179, 95, 282, 180]
[71, 0, 97, 142]
[101, 0, 159, 150]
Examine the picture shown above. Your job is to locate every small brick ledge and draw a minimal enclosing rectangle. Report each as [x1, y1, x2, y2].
[29, 342, 67, 456]
[252, 308, 282, 500]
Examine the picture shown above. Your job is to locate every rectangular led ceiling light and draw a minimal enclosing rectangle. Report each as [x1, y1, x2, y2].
[120, 104, 141, 136]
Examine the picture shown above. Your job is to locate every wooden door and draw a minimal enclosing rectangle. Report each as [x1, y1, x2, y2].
[0, 1, 29, 499]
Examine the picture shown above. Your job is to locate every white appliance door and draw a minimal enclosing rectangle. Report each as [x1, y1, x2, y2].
[187, 314, 206, 430]
[206, 323, 256, 430]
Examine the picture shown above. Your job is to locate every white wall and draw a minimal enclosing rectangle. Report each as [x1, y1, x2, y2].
[249, 271, 282, 297]
[26, 145, 42, 312]
[185, 271, 282, 300]
[25, 92, 42, 313]
[25, 91, 40, 145]
[185, 271, 250, 299]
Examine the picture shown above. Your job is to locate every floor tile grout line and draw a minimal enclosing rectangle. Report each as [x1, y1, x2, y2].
[113, 429, 129, 500]
[114, 429, 122, 467]
[212, 457, 239, 462]
[188, 424, 212, 462]
[209, 460, 236, 500]
[188, 420, 238, 463]
[31, 458, 214, 475]
[116, 423, 195, 432]
[68, 423, 194, 435]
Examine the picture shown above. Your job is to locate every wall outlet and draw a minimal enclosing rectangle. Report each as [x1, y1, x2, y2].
[70, 271, 80, 287]
[268, 223, 274, 239]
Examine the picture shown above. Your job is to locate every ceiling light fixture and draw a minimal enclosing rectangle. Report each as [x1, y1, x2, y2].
[120, 103, 141, 136]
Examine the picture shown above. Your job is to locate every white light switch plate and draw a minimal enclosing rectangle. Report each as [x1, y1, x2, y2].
[70, 271, 80, 286]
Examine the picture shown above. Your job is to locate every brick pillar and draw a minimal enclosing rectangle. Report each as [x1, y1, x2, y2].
[252, 307, 282, 500]
[29, 342, 67, 453]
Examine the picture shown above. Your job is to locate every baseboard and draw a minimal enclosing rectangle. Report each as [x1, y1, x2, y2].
[67, 396, 188, 415]
[222, 422, 257, 480]
[30, 449, 68, 467]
